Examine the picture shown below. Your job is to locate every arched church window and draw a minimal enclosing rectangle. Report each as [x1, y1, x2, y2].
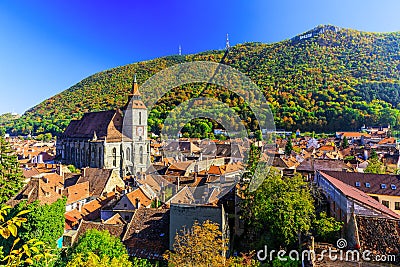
[139, 146, 143, 164]
[98, 147, 102, 167]
[112, 148, 117, 167]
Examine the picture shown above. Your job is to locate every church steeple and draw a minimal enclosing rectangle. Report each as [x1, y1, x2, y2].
[131, 74, 141, 99]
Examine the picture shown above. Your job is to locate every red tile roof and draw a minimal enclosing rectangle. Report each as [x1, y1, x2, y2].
[319, 171, 400, 219]
[64, 181, 90, 205]
[323, 171, 400, 197]
[125, 187, 152, 208]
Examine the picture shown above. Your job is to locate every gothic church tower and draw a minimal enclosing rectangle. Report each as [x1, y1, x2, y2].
[122, 75, 150, 176]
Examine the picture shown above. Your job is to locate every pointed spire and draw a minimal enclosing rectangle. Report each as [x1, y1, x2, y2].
[132, 74, 140, 96]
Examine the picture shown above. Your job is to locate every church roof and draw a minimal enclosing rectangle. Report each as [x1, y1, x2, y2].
[129, 100, 146, 109]
[63, 110, 123, 142]
[132, 74, 141, 96]
[125, 74, 146, 109]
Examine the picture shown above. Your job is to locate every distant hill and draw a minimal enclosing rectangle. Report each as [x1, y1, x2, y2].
[3, 25, 400, 135]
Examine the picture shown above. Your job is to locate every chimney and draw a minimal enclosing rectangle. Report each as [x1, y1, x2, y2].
[161, 189, 166, 203]
[82, 167, 87, 176]
[177, 177, 180, 192]
[154, 196, 159, 208]
[38, 154, 44, 164]
[135, 198, 141, 209]
[57, 164, 63, 177]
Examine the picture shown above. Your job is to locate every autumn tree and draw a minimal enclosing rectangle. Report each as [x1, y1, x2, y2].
[0, 137, 24, 204]
[365, 157, 386, 174]
[66, 252, 133, 267]
[165, 220, 227, 267]
[0, 206, 53, 266]
[0, 198, 65, 267]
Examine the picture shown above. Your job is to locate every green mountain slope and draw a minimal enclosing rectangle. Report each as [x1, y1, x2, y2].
[4, 25, 400, 135]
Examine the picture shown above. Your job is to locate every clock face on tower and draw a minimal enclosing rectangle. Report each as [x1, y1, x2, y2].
[136, 126, 144, 136]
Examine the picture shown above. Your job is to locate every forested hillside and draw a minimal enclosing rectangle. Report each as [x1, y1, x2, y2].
[3, 25, 400, 135]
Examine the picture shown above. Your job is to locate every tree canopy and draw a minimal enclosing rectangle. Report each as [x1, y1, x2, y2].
[0, 137, 24, 204]
[3, 26, 400, 136]
[67, 229, 131, 266]
[241, 166, 315, 248]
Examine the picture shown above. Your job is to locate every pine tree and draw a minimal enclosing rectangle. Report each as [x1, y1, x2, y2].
[285, 138, 293, 156]
[0, 137, 23, 204]
[342, 136, 349, 149]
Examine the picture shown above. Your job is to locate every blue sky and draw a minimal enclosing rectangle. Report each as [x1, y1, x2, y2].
[0, 0, 399, 114]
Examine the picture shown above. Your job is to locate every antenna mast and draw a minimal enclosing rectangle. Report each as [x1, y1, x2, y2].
[226, 33, 230, 49]
[179, 45, 182, 55]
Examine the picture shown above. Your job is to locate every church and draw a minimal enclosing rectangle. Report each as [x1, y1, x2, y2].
[56, 75, 150, 177]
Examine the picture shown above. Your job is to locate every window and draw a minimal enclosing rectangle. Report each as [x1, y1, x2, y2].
[98, 147, 102, 167]
[126, 148, 131, 162]
[381, 184, 387, 189]
[395, 202, 400, 210]
[124, 203, 127, 208]
[365, 182, 370, 188]
[112, 148, 117, 167]
[382, 200, 390, 208]
[139, 112, 142, 125]
[86, 149, 90, 166]
[371, 195, 379, 201]
[391, 184, 397, 190]
[139, 146, 143, 164]
[355, 181, 361, 187]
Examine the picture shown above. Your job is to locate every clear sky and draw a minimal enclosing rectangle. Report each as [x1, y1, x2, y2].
[1, 0, 399, 114]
